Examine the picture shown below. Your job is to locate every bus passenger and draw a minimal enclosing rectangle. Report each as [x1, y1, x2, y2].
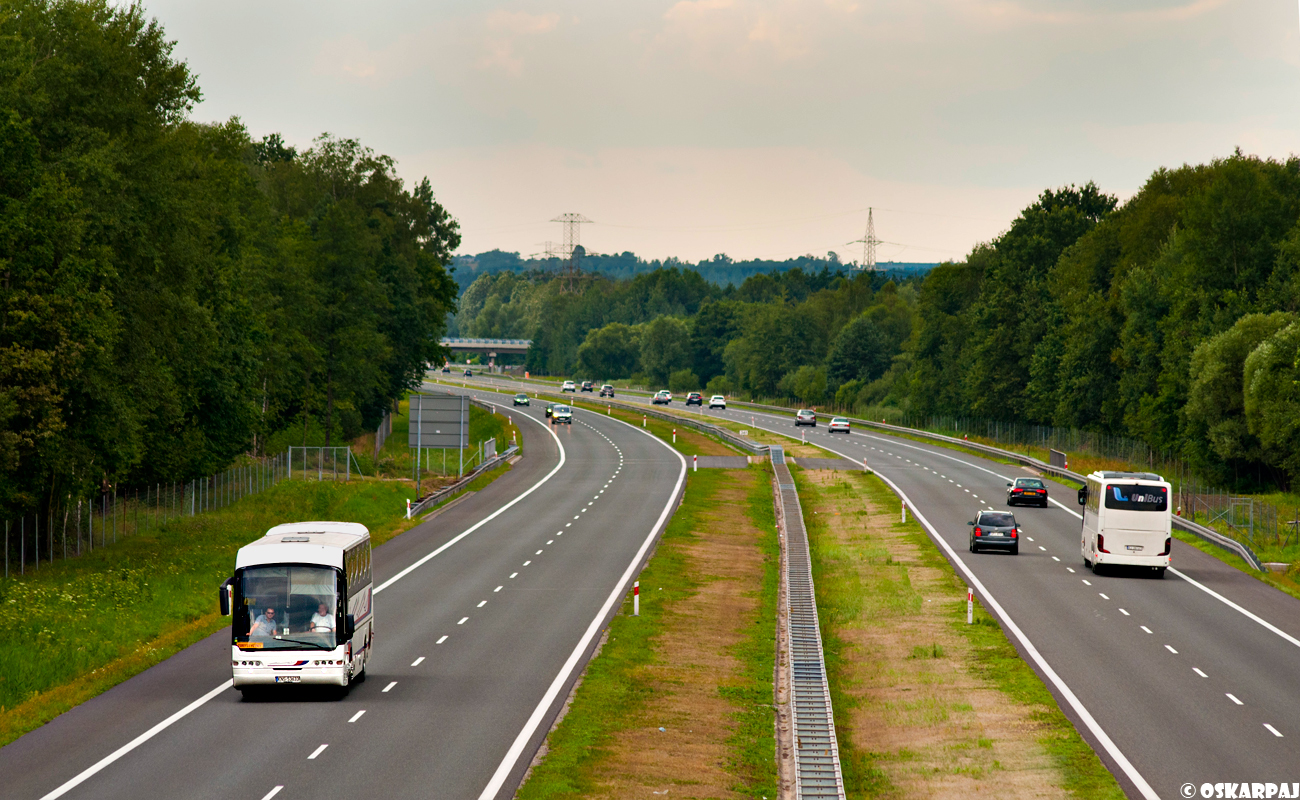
[310, 603, 336, 633]
[249, 607, 277, 640]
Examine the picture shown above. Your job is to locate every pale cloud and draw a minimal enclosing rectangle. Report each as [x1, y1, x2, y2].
[479, 10, 561, 75]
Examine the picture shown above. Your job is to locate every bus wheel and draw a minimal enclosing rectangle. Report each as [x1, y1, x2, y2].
[1093, 563, 1106, 577]
[1154, 567, 1167, 579]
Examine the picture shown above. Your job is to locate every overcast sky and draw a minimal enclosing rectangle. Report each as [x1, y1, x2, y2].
[136, 0, 1300, 264]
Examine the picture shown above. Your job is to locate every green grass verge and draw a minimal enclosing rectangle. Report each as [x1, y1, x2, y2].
[515, 466, 778, 798]
[796, 467, 1124, 799]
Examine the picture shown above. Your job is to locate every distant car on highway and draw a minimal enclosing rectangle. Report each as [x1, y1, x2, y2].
[599, 384, 615, 397]
[794, 409, 817, 427]
[463, 369, 473, 377]
[708, 395, 726, 409]
[1007, 477, 1048, 507]
[551, 404, 573, 424]
[829, 417, 850, 433]
[968, 510, 1019, 555]
[580, 380, 594, 392]
[685, 392, 703, 406]
[652, 390, 671, 405]
[561, 380, 576, 393]
[441, 366, 451, 374]
[544, 403, 554, 418]
[513, 393, 529, 406]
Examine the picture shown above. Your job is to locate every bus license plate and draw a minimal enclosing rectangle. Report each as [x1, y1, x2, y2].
[274, 676, 300, 683]
[1126, 545, 1143, 551]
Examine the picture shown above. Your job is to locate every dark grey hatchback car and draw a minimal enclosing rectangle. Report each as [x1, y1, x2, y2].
[968, 510, 1019, 555]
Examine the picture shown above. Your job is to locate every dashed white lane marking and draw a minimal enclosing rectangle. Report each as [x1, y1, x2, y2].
[261, 787, 284, 800]
[349, 710, 366, 723]
[411, 657, 425, 667]
[523, 560, 531, 566]
[477, 600, 487, 608]
[1082, 579, 1092, 586]
[509, 572, 518, 579]
[547, 540, 554, 545]
[1099, 593, 1109, 600]
[1051, 556, 1060, 561]
[382, 682, 397, 693]
[1120, 609, 1130, 616]
[535, 549, 544, 555]
[1265, 724, 1284, 737]
[565, 523, 572, 528]
[1027, 537, 1035, 542]
[1039, 546, 1047, 551]
[1165, 645, 1178, 654]
[1194, 667, 1207, 677]
[1140, 626, 1153, 634]
[573, 515, 580, 519]
[308, 744, 328, 759]
[494, 585, 503, 592]
[1067, 568, 1076, 573]
[1227, 693, 1243, 705]
[437, 635, 448, 644]
[956, 484, 962, 488]
[458, 617, 469, 625]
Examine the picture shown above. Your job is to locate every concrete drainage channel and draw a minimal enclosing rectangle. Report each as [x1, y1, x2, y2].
[771, 445, 846, 799]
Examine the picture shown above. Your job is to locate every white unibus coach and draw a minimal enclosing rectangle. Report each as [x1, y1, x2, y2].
[1077, 471, 1172, 578]
[219, 521, 373, 695]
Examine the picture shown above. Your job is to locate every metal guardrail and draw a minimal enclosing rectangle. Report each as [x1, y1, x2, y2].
[410, 444, 519, 517]
[771, 446, 846, 799]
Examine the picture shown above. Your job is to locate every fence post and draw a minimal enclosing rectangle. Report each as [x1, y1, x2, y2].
[4, 520, 8, 578]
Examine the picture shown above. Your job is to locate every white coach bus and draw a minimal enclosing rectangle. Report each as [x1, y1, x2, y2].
[1077, 471, 1172, 578]
[219, 522, 373, 695]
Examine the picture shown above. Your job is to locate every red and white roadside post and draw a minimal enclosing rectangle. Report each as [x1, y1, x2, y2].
[405, 498, 411, 519]
[673, 429, 677, 443]
[633, 581, 640, 616]
[693, 454, 698, 472]
[967, 587, 974, 624]
[862, 457, 868, 471]
[643, 415, 647, 427]
[901, 501, 907, 523]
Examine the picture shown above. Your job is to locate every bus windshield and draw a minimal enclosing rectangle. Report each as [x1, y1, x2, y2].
[1104, 484, 1167, 512]
[236, 565, 339, 650]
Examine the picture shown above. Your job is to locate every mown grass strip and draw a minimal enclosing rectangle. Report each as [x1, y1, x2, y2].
[797, 466, 1124, 799]
[515, 466, 778, 799]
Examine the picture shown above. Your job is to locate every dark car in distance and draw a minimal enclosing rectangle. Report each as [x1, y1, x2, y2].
[580, 380, 594, 392]
[513, 393, 529, 406]
[544, 403, 554, 418]
[599, 384, 615, 397]
[463, 369, 473, 377]
[968, 510, 1019, 555]
[1007, 477, 1049, 507]
[441, 366, 451, 374]
[685, 392, 703, 406]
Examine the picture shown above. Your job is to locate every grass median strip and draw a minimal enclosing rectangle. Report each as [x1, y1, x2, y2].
[516, 466, 778, 799]
[795, 466, 1124, 799]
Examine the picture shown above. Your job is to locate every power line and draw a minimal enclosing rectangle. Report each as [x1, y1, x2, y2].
[847, 208, 882, 272]
[551, 213, 592, 293]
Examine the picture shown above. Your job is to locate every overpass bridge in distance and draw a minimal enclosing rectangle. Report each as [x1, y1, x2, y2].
[440, 337, 532, 356]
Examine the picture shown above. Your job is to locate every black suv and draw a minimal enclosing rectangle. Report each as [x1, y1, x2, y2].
[685, 392, 703, 406]
[968, 510, 1019, 555]
[1007, 477, 1049, 507]
[463, 369, 472, 377]
[580, 380, 594, 392]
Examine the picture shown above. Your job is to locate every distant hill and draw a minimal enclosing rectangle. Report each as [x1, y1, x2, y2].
[450, 249, 936, 294]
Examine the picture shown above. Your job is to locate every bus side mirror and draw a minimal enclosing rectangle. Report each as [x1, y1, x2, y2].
[219, 578, 233, 616]
[1077, 487, 1088, 506]
[344, 614, 356, 639]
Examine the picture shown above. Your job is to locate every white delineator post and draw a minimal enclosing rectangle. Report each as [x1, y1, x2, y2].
[633, 581, 640, 616]
[901, 501, 907, 523]
[673, 429, 677, 443]
[967, 587, 974, 624]
[693, 454, 697, 472]
[406, 499, 411, 519]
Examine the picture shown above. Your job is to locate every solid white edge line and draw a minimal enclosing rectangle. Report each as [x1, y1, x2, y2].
[475, 407, 688, 800]
[39, 680, 234, 800]
[374, 400, 566, 595]
[1167, 566, 1300, 650]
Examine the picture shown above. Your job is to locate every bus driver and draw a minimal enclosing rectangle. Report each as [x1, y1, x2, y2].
[310, 603, 336, 633]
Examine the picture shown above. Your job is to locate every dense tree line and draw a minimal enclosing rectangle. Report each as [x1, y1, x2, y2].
[0, 1, 459, 520]
[462, 153, 1300, 491]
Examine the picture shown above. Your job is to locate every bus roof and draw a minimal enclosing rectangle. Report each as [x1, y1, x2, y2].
[235, 522, 370, 570]
[1088, 471, 1166, 483]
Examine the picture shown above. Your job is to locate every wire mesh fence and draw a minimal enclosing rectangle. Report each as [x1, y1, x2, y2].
[3, 452, 291, 579]
[286, 446, 364, 482]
